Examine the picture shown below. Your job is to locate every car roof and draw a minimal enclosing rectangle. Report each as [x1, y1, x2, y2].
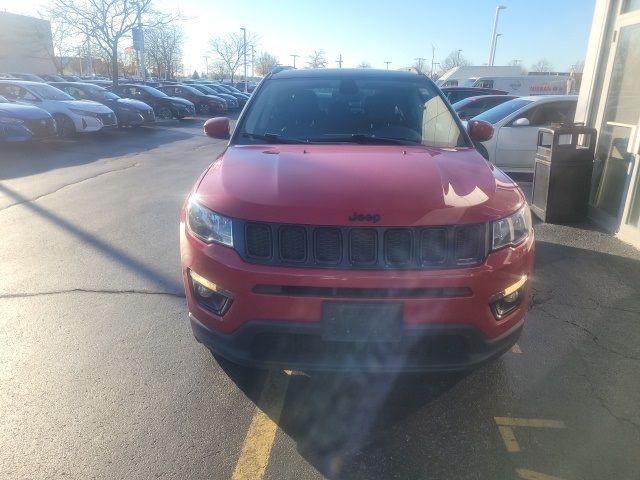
[270, 68, 424, 80]
[516, 95, 578, 102]
[461, 94, 518, 102]
[0, 79, 44, 86]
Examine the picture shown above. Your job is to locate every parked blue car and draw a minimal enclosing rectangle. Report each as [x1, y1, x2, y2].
[0, 95, 57, 142]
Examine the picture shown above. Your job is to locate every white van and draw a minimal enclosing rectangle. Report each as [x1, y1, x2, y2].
[472, 76, 569, 96]
[436, 66, 522, 87]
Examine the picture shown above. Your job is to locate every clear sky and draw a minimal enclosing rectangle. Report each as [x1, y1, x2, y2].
[4, 0, 595, 75]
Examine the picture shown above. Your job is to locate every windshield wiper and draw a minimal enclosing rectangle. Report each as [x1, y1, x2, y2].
[241, 132, 308, 144]
[306, 134, 421, 145]
[349, 134, 421, 145]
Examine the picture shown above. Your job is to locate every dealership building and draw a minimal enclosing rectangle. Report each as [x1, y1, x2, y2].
[0, 12, 56, 74]
[576, 0, 640, 247]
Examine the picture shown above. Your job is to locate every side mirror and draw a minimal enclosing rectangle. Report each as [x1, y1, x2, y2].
[512, 117, 530, 127]
[467, 119, 494, 142]
[203, 117, 230, 139]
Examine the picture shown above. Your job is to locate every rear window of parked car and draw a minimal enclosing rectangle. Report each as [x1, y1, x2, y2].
[472, 98, 533, 124]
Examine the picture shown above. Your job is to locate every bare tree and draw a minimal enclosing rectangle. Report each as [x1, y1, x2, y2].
[144, 23, 183, 80]
[38, 14, 79, 74]
[507, 59, 526, 74]
[307, 49, 326, 69]
[211, 60, 227, 80]
[413, 58, 428, 74]
[357, 61, 371, 69]
[531, 58, 554, 73]
[209, 33, 251, 83]
[439, 50, 470, 73]
[255, 51, 278, 76]
[572, 60, 585, 73]
[48, 0, 173, 86]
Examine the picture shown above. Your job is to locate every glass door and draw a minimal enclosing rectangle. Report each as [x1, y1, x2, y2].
[591, 9, 640, 241]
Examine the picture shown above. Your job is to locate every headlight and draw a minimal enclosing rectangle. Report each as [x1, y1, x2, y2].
[187, 198, 233, 246]
[0, 117, 24, 125]
[69, 108, 99, 117]
[491, 205, 532, 250]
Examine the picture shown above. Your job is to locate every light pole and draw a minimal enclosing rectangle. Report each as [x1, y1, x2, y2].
[488, 5, 506, 66]
[494, 34, 502, 65]
[203, 55, 210, 80]
[251, 45, 255, 78]
[384, 61, 392, 70]
[336, 54, 343, 68]
[240, 27, 247, 91]
[415, 57, 426, 74]
[457, 49, 462, 65]
[431, 44, 436, 77]
[290, 54, 299, 68]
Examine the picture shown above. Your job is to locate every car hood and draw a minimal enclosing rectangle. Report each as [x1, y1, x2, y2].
[195, 145, 525, 226]
[166, 96, 194, 107]
[60, 100, 114, 113]
[114, 98, 152, 110]
[0, 103, 51, 120]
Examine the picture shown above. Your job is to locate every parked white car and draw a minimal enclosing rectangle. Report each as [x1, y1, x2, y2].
[472, 95, 578, 173]
[0, 80, 117, 136]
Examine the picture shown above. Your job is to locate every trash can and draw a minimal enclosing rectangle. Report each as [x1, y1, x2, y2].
[530, 124, 597, 223]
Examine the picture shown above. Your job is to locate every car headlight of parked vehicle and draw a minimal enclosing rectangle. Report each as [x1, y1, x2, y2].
[69, 108, 99, 118]
[492, 205, 532, 250]
[187, 198, 234, 247]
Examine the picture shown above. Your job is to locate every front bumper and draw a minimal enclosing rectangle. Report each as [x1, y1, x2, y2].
[181, 223, 534, 371]
[190, 312, 523, 372]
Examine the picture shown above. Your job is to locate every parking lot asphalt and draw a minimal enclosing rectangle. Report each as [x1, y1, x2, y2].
[1, 118, 639, 480]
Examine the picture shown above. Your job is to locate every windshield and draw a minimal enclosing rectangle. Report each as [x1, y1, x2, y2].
[236, 76, 467, 147]
[28, 83, 75, 100]
[193, 85, 216, 95]
[85, 85, 119, 100]
[472, 98, 533, 124]
[181, 85, 204, 95]
[142, 85, 169, 97]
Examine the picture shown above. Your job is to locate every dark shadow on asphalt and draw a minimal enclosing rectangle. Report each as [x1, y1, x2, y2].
[0, 125, 196, 181]
[213, 236, 640, 479]
[0, 183, 183, 294]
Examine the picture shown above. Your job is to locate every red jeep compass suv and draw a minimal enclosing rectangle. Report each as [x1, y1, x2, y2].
[180, 69, 534, 371]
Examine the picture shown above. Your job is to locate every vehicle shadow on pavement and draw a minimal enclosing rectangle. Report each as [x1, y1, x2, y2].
[0, 126, 195, 181]
[216, 233, 640, 480]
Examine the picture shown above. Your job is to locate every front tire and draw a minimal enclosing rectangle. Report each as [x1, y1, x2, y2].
[53, 114, 76, 138]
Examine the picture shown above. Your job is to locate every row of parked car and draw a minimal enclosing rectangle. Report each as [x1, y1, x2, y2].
[0, 76, 253, 142]
[439, 86, 578, 173]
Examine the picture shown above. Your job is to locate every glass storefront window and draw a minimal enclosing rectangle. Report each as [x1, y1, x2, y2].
[623, 0, 640, 14]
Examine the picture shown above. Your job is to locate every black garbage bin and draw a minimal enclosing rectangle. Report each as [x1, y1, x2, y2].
[531, 124, 597, 223]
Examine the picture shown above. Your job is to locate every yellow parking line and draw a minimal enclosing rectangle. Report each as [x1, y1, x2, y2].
[231, 370, 290, 480]
[516, 468, 566, 480]
[511, 343, 523, 354]
[497, 426, 520, 452]
[494, 417, 565, 428]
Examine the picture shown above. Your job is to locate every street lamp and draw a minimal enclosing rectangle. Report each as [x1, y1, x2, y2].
[240, 27, 247, 92]
[488, 5, 506, 66]
[203, 55, 210, 80]
[384, 61, 392, 70]
[290, 54, 299, 68]
[457, 49, 462, 65]
[494, 34, 503, 65]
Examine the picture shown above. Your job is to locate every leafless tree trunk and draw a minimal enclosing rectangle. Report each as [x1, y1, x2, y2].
[531, 59, 554, 73]
[48, 0, 175, 86]
[209, 33, 254, 84]
[255, 51, 278, 76]
[307, 49, 326, 69]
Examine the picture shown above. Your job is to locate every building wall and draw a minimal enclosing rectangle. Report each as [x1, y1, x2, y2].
[0, 12, 56, 74]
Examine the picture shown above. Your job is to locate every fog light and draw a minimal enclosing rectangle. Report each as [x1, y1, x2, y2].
[489, 275, 527, 320]
[189, 270, 233, 316]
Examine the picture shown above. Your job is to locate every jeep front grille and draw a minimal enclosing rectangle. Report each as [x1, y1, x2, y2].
[238, 221, 486, 269]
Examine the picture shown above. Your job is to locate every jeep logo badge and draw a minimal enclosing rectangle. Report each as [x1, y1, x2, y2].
[349, 212, 381, 223]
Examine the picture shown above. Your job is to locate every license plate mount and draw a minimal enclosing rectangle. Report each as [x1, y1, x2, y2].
[321, 302, 402, 342]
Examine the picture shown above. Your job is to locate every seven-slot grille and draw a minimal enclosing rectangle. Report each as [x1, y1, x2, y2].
[238, 221, 486, 269]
